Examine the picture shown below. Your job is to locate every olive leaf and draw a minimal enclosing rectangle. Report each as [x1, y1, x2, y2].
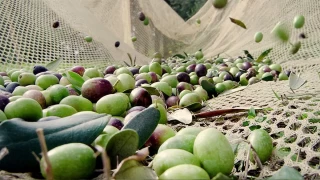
[140, 84, 161, 96]
[106, 129, 139, 168]
[172, 54, 186, 59]
[256, 48, 272, 63]
[122, 107, 160, 148]
[270, 85, 281, 100]
[229, 17, 247, 29]
[62, 71, 84, 93]
[0, 113, 110, 172]
[247, 107, 256, 119]
[267, 166, 303, 180]
[200, 80, 217, 98]
[289, 73, 307, 92]
[45, 57, 62, 71]
[243, 50, 254, 60]
[167, 108, 193, 124]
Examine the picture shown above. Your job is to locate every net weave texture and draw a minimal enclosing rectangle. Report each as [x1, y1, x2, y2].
[0, 0, 319, 178]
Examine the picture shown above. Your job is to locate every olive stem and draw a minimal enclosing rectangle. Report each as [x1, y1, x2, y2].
[243, 140, 263, 169]
[31, 151, 41, 163]
[36, 128, 53, 180]
[296, 148, 301, 162]
[243, 143, 251, 180]
[0, 147, 9, 161]
[95, 145, 111, 180]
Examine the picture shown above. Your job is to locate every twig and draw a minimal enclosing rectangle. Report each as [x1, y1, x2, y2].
[296, 149, 300, 162]
[0, 147, 9, 161]
[32, 151, 41, 163]
[36, 128, 53, 180]
[251, 147, 263, 169]
[193, 108, 251, 118]
[243, 143, 251, 180]
[95, 145, 111, 180]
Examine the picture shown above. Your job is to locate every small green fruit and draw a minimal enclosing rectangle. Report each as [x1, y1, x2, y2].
[96, 93, 129, 116]
[152, 149, 201, 176]
[18, 73, 36, 86]
[159, 164, 210, 180]
[0, 110, 7, 122]
[60, 95, 93, 112]
[45, 104, 77, 118]
[4, 98, 43, 121]
[193, 128, 234, 178]
[84, 36, 93, 42]
[35, 74, 59, 90]
[149, 62, 162, 76]
[290, 41, 301, 54]
[278, 73, 289, 81]
[40, 143, 96, 180]
[149, 103, 167, 124]
[131, 36, 137, 42]
[271, 22, 290, 42]
[293, 15, 305, 29]
[176, 127, 203, 137]
[212, 0, 228, 9]
[158, 135, 196, 153]
[48, 84, 70, 104]
[215, 83, 226, 94]
[143, 17, 149, 25]
[248, 129, 273, 163]
[254, 32, 263, 43]
[195, 50, 204, 60]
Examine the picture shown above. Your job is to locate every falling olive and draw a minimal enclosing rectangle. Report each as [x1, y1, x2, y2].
[115, 41, 120, 48]
[138, 12, 146, 21]
[52, 21, 60, 28]
[290, 41, 301, 54]
[143, 17, 149, 26]
[299, 33, 307, 39]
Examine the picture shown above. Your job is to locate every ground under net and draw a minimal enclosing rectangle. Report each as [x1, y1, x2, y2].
[0, 0, 319, 179]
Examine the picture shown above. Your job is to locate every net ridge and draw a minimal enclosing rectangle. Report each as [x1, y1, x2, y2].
[0, 0, 319, 177]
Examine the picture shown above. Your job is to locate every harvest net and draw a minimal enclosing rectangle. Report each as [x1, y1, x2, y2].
[0, 0, 319, 178]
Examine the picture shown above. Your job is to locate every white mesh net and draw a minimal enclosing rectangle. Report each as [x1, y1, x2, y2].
[0, 0, 319, 178]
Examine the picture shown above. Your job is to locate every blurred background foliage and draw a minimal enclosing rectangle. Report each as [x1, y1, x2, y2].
[164, 0, 208, 21]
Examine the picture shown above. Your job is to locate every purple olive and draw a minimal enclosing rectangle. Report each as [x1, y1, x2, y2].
[108, 117, 124, 130]
[235, 71, 245, 82]
[261, 65, 272, 73]
[148, 72, 159, 83]
[246, 68, 257, 80]
[0, 72, 8, 76]
[223, 73, 234, 81]
[53, 73, 62, 80]
[126, 106, 146, 115]
[166, 96, 180, 108]
[129, 87, 152, 107]
[195, 64, 207, 77]
[285, 70, 291, 77]
[129, 67, 139, 76]
[242, 62, 252, 71]
[0, 94, 10, 111]
[176, 82, 193, 93]
[186, 64, 196, 73]
[104, 65, 117, 75]
[176, 72, 190, 83]
[135, 79, 149, 87]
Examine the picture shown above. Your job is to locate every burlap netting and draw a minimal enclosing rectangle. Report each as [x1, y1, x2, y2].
[0, 0, 319, 178]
